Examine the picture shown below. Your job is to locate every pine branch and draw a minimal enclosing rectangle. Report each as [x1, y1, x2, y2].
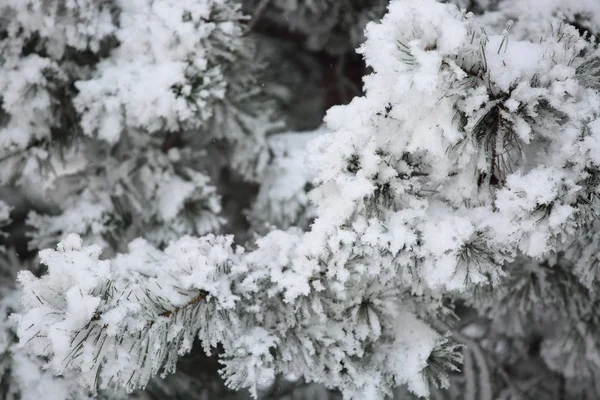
[15, 234, 244, 392]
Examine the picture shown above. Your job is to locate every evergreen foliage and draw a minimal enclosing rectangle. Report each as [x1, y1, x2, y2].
[1, 0, 600, 399]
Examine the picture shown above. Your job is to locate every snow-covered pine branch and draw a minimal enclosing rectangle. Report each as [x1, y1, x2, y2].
[0, 0, 281, 236]
[0, 0, 286, 259]
[15, 234, 246, 393]
[26, 144, 224, 253]
[14, 231, 457, 398]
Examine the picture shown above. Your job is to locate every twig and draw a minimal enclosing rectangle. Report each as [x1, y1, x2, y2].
[90, 291, 207, 329]
[435, 321, 493, 400]
[463, 347, 477, 400]
[247, 0, 273, 32]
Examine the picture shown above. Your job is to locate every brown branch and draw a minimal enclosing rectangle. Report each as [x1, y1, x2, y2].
[158, 292, 207, 319]
[90, 291, 208, 329]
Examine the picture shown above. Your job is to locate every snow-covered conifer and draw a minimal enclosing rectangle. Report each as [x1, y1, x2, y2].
[6, 0, 600, 399]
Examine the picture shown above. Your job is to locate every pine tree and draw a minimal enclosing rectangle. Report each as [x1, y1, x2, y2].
[4, 0, 600, 399]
